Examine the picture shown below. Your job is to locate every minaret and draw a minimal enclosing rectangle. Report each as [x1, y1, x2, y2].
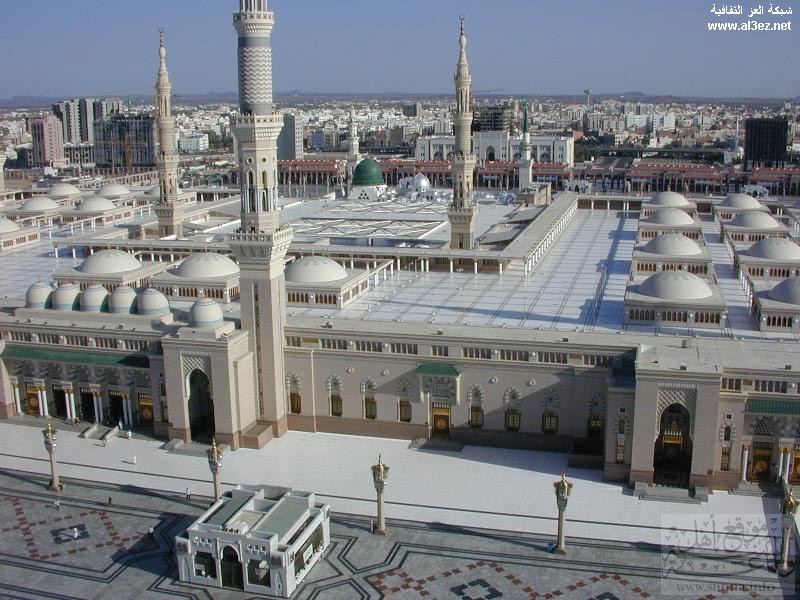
[228, 0, 293, 438]
[346, 107, 360, 194]
[153, 31, 183, 238]
[447, 17, 478, 250]
[518, 100, 533, 192]
[0, 154, 5, 193]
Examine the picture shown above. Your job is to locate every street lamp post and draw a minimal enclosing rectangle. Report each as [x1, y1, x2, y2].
[207, 439, 223, 501]
[779, 489, 799, 574]
[42, 422, 60, 492]
[553, 472, 573, 555]
[371, 455, 389, 536]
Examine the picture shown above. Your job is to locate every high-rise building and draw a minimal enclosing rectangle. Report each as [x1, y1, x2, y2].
[93, 115, 156, 169]
[447, 17, 478, 250]
[153, 31, 183, 238]
[227, 0, 293, 437]
[744, 118, 788, 171]
[473, 102, 517, 132]
[277, 113, 303, 160]
[52, 98, 122, 145]
[29, 115, 66, 168]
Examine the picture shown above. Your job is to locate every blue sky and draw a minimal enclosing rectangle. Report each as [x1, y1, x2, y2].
[1, 0, 797, 98]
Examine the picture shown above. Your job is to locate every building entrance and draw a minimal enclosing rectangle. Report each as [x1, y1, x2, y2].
[188, 370, 214, 442]
[220, 546, 244, 590]
[431, 403, 450, 437]
[653, 403, 693, 487]
[79, 391, 95, 422]
[750, 441, 773, 481]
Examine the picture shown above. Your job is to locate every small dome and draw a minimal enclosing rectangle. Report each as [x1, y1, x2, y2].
[20, 196, 59, 211]
[284, 256, 348, 283]
[52, 283, 81, 311]
[175, 253, 239, 279]
[351, 157, 384, 186]
[720, 193, 762, 209]
[643, 233, 703, 256]
[95, 183, 130, 199]
[76, 197, 116, 212]
[729, 210, 780, 229]
[79, 284, 109, 312]
[189, 298, 224, 328]
[769, 277, 800, 305]
[745, 237, 800, 261]
[137, 287, 170, 316]
[412, 172, 431, 190]
[638, 271, 714, 301]
[0, 217, 21, 234]
[48, 183, 81, 199]
[79, 249, 141, 275]
[649, 191, 690, 207]
[108, 286, 137, 314]
[26, 281, 54, 308]
[646, 208, 695, 226]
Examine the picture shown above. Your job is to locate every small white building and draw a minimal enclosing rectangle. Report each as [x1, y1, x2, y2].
[176, 484, 331, 598]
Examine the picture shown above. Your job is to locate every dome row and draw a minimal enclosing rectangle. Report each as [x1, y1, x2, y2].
[25, 282, 223, 328]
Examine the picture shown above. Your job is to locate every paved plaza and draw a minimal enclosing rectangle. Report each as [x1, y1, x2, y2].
[0, 422, 797, 598]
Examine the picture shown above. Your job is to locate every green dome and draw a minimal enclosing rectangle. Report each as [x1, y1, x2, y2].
[351, 157, 385, 186]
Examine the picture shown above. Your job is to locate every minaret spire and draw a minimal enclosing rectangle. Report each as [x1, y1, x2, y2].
[518, 99, 533, 192]
[153, 29, 183, 238]
[447, 15, 478, 250]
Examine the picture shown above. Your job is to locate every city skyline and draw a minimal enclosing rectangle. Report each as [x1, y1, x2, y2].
[1, 0, 798, 101]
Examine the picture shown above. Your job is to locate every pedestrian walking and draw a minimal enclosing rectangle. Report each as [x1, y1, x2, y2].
[127, 430, 132, 440]
[185, 487, 191, 502]
[132, 455, 137, 465]
[147, 526, 154, 538]
[54, 500, 60, 511]
[108, 496, 112, 506]
[72, 527, 79, 539]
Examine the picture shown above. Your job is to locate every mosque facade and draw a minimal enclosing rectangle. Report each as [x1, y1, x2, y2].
[1, 1, 800, 496]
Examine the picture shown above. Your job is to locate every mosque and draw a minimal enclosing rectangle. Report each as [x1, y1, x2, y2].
[2, 0, 800, 497]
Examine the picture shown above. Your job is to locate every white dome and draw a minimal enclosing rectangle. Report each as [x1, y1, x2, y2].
[48, 183, 81, 199]
[720, 193, 762, 209]
[52, 283, 81, 311]
[79, 250, 141, 275]
[108, 286, 137, 314]
[643, 233, 703, 256]
[176, 253, 239, 279]
[729, 210, 780, 229]
[137, 287, 170, 316]
[769, 277, 800, 305]
[189, 298, 224, 328]
[0, 217, 21, 234]
[745, 237, 800, 261]
[95, 183, 130, 199]
[20, 196, 59, 211]
[79, 284, 109, 312]
[284, 256, 348, 283]
[649, 191, 690, 207]
[26, 281, 54, 308]
[638, 271, 714, 301]
[646, 208, 695, 226]
[412, 172, 431, 190]
[76, 197, 116, 212]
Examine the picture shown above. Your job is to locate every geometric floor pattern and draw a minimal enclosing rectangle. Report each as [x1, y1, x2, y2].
[0, 468, 794, 599]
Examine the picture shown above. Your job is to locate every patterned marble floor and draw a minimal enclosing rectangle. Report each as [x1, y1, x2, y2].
[0, 469, 793, 599]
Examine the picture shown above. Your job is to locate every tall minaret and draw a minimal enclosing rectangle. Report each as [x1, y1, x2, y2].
[153, 31, 183, 238]
[346, 107, 360, 194]
[0, 154, 5, 193]
[447, 17, 478, 250]
[228, 0, 293, 438]
[518, 100, 533, 192]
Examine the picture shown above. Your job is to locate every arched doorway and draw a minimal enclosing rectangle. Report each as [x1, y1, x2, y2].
[220, 546, 243, 590]
[654, 403, 693, 487]
[485, 146, 496, 162]
[187, 369, 214, 442]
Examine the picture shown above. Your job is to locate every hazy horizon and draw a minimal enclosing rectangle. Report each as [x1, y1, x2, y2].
[1, 0, 797, 100]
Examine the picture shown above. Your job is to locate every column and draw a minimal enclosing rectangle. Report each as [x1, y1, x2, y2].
[37, 387, 45, 417]
[12, 384, 21, 415]
[449, 260, 453, 273]
[740, 445, 749, 482]
[782, 450, 792, 481]
[64, 390, 72, 421]
[473, 260, 478, 274]
[777, 450, 785, 482]
[67, 390, 76, 422]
